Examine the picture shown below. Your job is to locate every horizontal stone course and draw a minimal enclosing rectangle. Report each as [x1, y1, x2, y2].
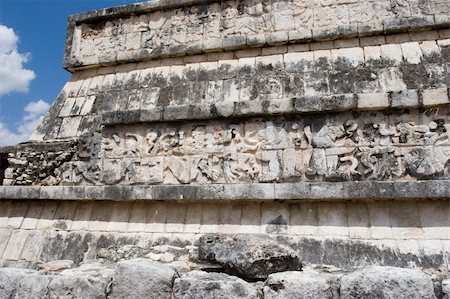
[1, 180, 449, 201]
[63, 0, 450, 70]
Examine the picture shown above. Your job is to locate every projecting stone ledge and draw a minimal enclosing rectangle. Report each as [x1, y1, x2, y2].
[0, 180, 448, 201]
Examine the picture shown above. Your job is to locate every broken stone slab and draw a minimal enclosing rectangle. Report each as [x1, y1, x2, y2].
[173, 270, 259, 299]
[109, 258, 179, 299]
[340, 266, 437, 299]
[263, 269, 341, 299]
[198, 234, 302, 281]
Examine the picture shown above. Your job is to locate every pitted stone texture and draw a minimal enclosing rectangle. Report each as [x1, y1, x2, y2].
[263, 270, 341, 299]
[198, 234, 302, 280]
[173, 270, 259, 299]
[340, 266, 437, 299]
[47, 261, 114, 299]
[0, 268, 51, 299]
[109, 259, 179, 299]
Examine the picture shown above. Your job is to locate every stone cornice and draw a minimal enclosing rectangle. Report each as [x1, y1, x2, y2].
[1, 181, 449, 201]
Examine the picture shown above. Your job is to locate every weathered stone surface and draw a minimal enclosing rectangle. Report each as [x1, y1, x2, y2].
[264, 270, 341, 299]
[47, 261, 114, 299]
[109, 259, 179, 299]
[0, 268, 50, 299]
[340, 266, 437, 299]
[173, 270, 259, 299]
[198, 234, 302, 280]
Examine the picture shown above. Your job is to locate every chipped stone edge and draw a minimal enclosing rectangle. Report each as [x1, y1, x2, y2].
[0, 181, 448, 201]
[63, 0, 450, 70]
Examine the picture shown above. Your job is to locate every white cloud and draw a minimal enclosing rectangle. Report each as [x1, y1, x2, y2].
[0, 100, 50, 146]
[0, 24, 36, 97]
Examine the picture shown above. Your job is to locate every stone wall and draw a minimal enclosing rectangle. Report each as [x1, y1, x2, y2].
[1, 0, 450, 283]
[0, 199, 448, 269]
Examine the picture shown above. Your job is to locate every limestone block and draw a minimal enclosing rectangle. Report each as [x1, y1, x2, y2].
[264, 270, 341, 299]
[363, 46, 382, 61]
[331, 47, 364, 67]
[422, 88, 449, 106]
[200, 203, 220, 234]
[58, 116, 82, 138]
[317, 202, 349, 237]
[284, 52, 314, 73]
[357, 92, 389, 110]
[360, 35, 386, 47]
[174, 271, 259, 299]
[390, 89, 419, 108]
[198, 234, 302, 280]
[401, 42, 423, 64]
[340, 266, 436, 299]
[380, 44, 403, 65]
[2, 229, 29, 260]
[289, 203, 318, 236]
[218, 204, 242, 234]
[109, 259, 178, 299]
[71, 202, 94, 231]
[240, 204, 261, 234]
[367, 202, 393, 239]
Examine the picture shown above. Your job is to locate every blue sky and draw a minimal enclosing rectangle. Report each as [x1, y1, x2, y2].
[0, 0, 144, 145]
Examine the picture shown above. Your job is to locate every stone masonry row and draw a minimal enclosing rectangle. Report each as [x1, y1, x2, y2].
[33, 36, 450, 141]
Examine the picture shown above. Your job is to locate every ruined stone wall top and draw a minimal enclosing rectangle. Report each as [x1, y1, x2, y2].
[64, 0, 450, 70]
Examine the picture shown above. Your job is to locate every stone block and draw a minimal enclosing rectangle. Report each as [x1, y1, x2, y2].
[88, 202, 112, 231]
[390, 89, 419, 108]
[357, 92, 389, 110]
[360, 35, 386, 47]
[284, 51, 314, 73]
[234, 48, 261, 59]
[2, 229, 29, 260]
[331, 47, 364, 67]
[421, 88, 449, 107]
[127, 202, 148, 232]
[317, 202, 349, 237]
[36, 201, 59, 230]
[367, 201, 393, 239]
[200, 203, 220, 234]
[7, 202, 29, 229]
[335, 37, 360, 49]
[240, 204, 261, 234]
[246, 34, 266, 47]
[107, 202, 131, 232]
[287, 44, 310, 53]
[183, 204, 202, 233]
[260, 202, 289, 234]
[289, 202, 318, 236]
[262, 45, 287, 56]
[401, 41, 423, 64]
[202, 38, 222, 52]
[165, 203, 187, 233]
[218, 204, 242, 234]
[389, 201, 423, 239]
[0, 228, 12, 258]
[145, 202, 168, 233]
[312, 26, 338, 41]
[347, 202, 371, 239]
[70, 202, 94, 231]
[20, 231, 44, 261]
[363, 46, 382, 61]
[310, 41, 334, 51]
[265, 31, 288, 45]
[417, 200, 450, 239]
[223, 35, 246, 51]
[21, 202, 44, 230]
[58, 116, 82, 138]
[288, 29, 312, 43]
